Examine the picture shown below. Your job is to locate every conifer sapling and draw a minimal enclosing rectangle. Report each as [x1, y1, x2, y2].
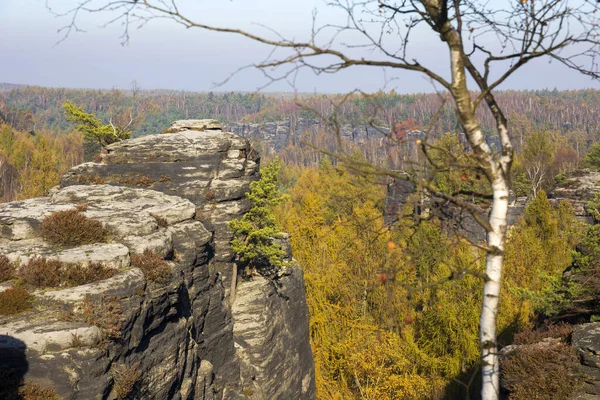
[229, 157, 288, 275]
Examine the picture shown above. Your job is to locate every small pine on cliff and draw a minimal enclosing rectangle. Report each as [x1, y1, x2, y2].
[63, 100, 132, 148]
[229, 158, 287, 274]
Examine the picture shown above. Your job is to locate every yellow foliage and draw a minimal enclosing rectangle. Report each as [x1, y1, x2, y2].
[276, 162, 580, 399]
[0, 123, 83, 201]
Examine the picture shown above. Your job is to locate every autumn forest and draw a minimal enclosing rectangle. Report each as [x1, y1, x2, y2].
[2, 85, 600, 398]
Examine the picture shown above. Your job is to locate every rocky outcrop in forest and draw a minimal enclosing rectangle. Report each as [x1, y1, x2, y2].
[552, 169, 600, 224]
[0, 120, 315, 399]
[383, 168, 600, 243]
[226, 118, 392, 153]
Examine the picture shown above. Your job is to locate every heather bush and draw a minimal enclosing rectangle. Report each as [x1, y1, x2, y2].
[0, 287, 32, 315]
[61, 263, 117, 287]
[0, 256, 16, 282]
[41, 208, 106, 246]
[501, 341, 579, 400]
[19, 258, 62, 288]
[513, 323, 573, 346]
[19, 383, 60, 400]
[130, 250, 171, 285]
[20, 258, 116, 288]
[82, 295, 123, 340]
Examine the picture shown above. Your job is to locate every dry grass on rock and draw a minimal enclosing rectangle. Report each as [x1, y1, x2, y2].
[0, 369, 58, 400]
[19, 258, 62, 288]
[82, 294, 123, 341]
[501, 337, 580, 400]
[60, 263, 117, 287]
[513, 323, 574, 345]
[19, 383, 60, 400]
[110, 362, 142, 399]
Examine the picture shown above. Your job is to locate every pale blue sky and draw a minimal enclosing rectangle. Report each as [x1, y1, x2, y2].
[0, 0, 599, 93]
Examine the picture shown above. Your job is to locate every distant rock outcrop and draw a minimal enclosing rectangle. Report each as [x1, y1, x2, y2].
[552, 169, 600, 224]
[226, 118, 390, 153]
[383, 167, 600, 244]
[0, 121, 315, 399]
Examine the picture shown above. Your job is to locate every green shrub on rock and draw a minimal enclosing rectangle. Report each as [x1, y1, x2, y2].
[583, 141, 600, 169]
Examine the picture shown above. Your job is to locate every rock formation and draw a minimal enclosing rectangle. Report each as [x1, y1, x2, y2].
[0, 120, 315, 399]
[226, 118, 390, 154]
[552, 168, 600, 224]
[383, 167, 600, 244]
[572, 323, 600, 399]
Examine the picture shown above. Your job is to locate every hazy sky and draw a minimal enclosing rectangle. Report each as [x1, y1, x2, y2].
[1, 0, 599, 93]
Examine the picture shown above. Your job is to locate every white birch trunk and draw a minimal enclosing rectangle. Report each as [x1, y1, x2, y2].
[480, 178, 509, 400]
[447, 37, 510, 400]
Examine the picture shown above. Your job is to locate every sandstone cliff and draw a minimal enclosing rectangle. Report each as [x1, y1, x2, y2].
[226, 118, 389, 154]
[0, 120, 315, 399]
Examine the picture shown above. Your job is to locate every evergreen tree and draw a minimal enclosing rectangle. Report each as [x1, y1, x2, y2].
[583, 141, 600, 169]
[229, 158, 287, 274]
[63, 100, 131, 148]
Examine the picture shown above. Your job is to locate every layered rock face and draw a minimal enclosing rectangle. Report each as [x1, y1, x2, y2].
[383, 168, 599, 243]
[0, 120, 315, 399]
[552, 168, 600, 224]
[226, 118, 389, 153]
[572, 323, 600, 399]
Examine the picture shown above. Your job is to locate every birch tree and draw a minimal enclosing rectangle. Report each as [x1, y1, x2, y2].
[48, 1, 600, 398]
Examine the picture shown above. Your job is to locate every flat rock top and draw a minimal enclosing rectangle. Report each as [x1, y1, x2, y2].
[554, 169, 600, 200]
[0, 185, 206, 267]
[62, 122, 259, 210]
[170, 119, 223, 131]
[102, 129, 249, 163]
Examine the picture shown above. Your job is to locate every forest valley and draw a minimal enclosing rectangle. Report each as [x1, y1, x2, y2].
[2, 85, 600, 399]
